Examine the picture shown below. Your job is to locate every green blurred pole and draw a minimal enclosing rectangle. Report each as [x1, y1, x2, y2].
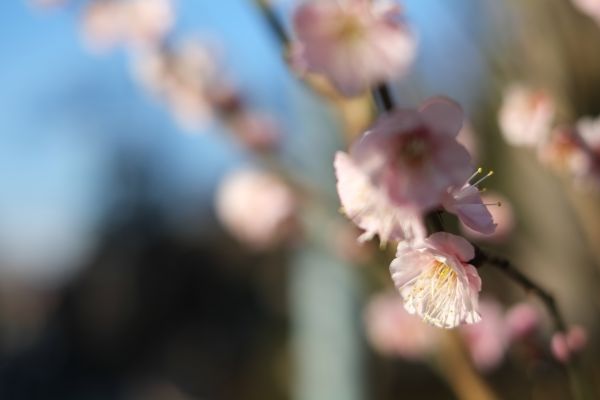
[290, 208, 364, 400]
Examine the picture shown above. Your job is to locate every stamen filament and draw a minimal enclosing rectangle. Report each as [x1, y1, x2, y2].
[472, 170, 494, 187]
[467, 167, 483, 183]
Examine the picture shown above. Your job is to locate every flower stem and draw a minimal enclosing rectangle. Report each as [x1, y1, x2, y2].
[474, 248, 592, 400]
[372, 84, 394, 112]
[474, 248, 566, 331]
[254, 0, 290, 45]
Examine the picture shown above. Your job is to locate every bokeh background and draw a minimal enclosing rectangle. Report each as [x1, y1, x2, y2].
[0, 0, 599, 399]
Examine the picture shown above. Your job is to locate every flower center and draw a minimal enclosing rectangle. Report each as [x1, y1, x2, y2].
[335, 15, 365, 42]
[405, 259, 461, 328]
[397, 134, 430, 167]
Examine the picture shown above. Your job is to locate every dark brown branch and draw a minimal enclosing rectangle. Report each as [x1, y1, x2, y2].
[474, 247, 567, 333]
[372, 84, 394, 113]
[255, 0, 290, 46]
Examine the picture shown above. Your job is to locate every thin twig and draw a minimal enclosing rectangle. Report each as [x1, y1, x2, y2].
[473, 248, 592, 400]
[255, 0, 290, 45]
[372, 84, 395, 112]
[473, 247, 567, 332]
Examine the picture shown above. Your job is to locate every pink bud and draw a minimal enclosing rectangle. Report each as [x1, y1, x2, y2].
[551, 333, 571, 363]
[551, 325, 588, 363]
[505, 303, 540, 340]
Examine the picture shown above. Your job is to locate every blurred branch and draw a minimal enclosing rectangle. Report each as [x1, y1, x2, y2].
[434, 331, 498, 400]
[474, 247, 593, 400]
[474, 248, 566, 331]
[255, 0, 290, 45]
[372, 84, 394, 113]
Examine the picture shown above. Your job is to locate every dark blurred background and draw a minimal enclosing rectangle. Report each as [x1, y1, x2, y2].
[1, 1, 600, 399]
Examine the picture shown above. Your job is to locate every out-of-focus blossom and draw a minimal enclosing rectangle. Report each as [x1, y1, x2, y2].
[292, 0, 415, 96]
[364, 292, 439, 360]
[460, 300, 542, 371]
[551, 325, 588, 363]
[442, 168, 497, 235]
[572, 0, 600, 25]
[577, 115, 600, 152]
[215, 169, 297, 250]
[539, 126, 600, 188]
[350, 97, 472, 211]
[82, 0, 174, 53]
[460, 191, 514, 242]
[459, 299, 508, 371]
[133, 39, 231, 130]
[390, 232, 481, 329]
[334, 151, 426, 245]
[498, 84, 555, 147]
[505, 302, 541, 341]
[228, 111, 281, 152]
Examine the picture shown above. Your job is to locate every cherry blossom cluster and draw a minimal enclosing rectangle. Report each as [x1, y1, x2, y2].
[499, 84, 600, 189]
[43, 0, 280, 150]
[290, 0, 500, 329]
[291, 0, 415, 96]
[332, 98, 498, 328]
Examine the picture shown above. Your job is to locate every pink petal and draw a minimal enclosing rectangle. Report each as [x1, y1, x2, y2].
[446, 186, 496, 235]
[551, 333, 571, 363]
[420, 97, 464, 138]
[425, 232, 475, 262]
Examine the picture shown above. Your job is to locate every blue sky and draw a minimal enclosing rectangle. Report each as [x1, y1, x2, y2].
[0, 0, 489, 285]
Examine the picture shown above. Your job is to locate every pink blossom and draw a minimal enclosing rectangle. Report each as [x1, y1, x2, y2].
[504, 303, 541, 341]
[498, 84, 555, 147]
[334, 151, 426, 245]
[539, 126, 600, 188]
[390, 232, 481, 329]
[133, 39, 229, 130]
[577, 116, 600, 153]
[458, 190, 514, 242]
[81, 0, 174, 53]
[364, 292, 439, 360]
[228, 111, 281, 152]
[572, 0, 600, 25]
[551, 325, 588, 363]
[442, 169, 497, 235]
[460, 299, 508, 371]
[215, 169, 297, 250]
[292, 0, 415, 96]
[350, 97, 473, 211]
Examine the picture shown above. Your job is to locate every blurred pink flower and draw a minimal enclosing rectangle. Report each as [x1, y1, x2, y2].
[498, 84, 555, 147]
[82, 0, 174, 53]
[551, 325, 588, 363]
[577, 116, 600, 153]
[572, 0, 600, 25]
[350, 97, 473, 211]
[539, 126, 600, 188]
[215, 169, 297, 250]
[459, 299, 508, 371]
[505, 302, 541, 341]
[442, 169, 497, 235]
[229, 111, 281, 152]
[292, 0, 415, 96]
[364, 292, 439, 360]
[390, 232, 481, 329]
[133, 39, 229, 130]
[334, 151, 426, 245]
